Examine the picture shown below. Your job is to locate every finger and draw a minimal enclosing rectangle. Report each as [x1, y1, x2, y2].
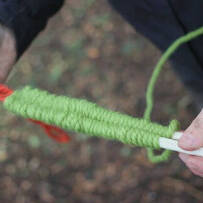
[190, 167, 203, 177]
[0, 27, 16, 83]
[179, 153, 203, 177]
[178, 109, 203, 150]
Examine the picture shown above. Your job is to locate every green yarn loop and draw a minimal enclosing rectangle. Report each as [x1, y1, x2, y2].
[2, 26, 203, 163]
[144, 26, 203, 162]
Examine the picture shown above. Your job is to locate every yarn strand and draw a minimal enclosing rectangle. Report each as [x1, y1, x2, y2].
[144, 27, 203, 162]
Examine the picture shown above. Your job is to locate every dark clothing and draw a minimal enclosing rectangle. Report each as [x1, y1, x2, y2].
[0, 0, 64, 57]
[108, 0, 203, 102]
[0, 0, 202, 102]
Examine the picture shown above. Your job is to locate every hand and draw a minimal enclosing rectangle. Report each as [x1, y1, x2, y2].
[178, 109, 203, 177]
[0, 24, 16, 83]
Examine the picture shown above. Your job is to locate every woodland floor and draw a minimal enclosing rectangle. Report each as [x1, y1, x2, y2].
[0, 1, 202, 202]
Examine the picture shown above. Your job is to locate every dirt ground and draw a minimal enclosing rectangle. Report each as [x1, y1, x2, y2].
[0, 1, 202, 202]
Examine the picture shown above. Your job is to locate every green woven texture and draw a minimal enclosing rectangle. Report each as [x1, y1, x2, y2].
[3, 26, 203, 163]
[4, 86, 179, 149]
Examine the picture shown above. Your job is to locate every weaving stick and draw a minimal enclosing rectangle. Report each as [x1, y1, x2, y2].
[159, 132, 203, 157]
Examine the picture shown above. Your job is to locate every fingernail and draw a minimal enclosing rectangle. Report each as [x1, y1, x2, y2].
[179, 153, 189, 162]
[179, 134, 197, 148]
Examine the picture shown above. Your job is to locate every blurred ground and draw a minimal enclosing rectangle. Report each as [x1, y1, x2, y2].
[0, 0, 202, 202]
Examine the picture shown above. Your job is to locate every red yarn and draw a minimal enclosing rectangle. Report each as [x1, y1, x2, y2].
[29, 119, 70, 143]
[0, 84, 70, 143]
[0, 84, 13, 101]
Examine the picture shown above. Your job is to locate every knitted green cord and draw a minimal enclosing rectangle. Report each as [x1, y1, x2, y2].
[3, 86, 179, 149]
[2, 26, 203, 163]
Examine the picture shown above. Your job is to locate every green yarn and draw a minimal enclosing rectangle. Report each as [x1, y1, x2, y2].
[144, 26, 203, 162]
[144, 26, 203, 120]
[3, 86, 179, 149]
[2, 26, 203, 163]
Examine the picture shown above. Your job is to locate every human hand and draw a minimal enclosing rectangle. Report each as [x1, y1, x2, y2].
[0, 24, 16, 83]
[178, 109, 203, 177]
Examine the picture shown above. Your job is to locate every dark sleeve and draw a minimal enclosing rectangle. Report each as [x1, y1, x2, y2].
[0, 0, 65, 58]
[108, 0, 203, 102]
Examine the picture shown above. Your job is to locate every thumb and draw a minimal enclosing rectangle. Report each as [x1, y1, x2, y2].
[0, 26, 16, 83]
[178, 109, 203, 150]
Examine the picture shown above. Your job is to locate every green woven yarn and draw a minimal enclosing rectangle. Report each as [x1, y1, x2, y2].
[144, 26, 203, 162]
[4, 86, 179, 149]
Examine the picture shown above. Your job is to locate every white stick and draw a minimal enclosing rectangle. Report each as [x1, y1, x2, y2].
[159, 132, 203, 157]
[172, 132, 183, 140]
